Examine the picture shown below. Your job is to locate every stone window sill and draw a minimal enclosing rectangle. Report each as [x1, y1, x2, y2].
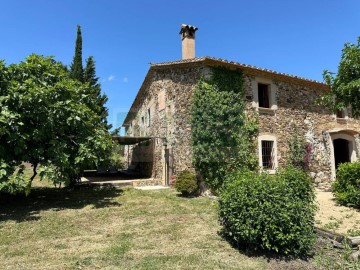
[336, 118, 348, 124]
[258, 107, 276, 115]
[261, 169, 276, 174]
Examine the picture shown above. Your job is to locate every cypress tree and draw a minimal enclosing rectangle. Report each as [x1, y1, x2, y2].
[84, 56, 99, 87]
[84, 56, 110, 128]
[70, 25, 84, 82]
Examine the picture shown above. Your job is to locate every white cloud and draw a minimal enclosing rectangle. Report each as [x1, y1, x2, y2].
[108, 75, 115, 81]
[123, 77, 128, 83]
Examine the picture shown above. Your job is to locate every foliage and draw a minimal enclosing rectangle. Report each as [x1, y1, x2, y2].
[70, 25, 84, 82]
[191, 67, 258, 191]
[287, 127, 311, 170]
[219, 165, 317, 257]
[0, 54, 112, 192]
[320, 37, 360, 117]
[110, 142, 126, 170]
[174, 170, 198, 196]
[69, 26, 110, 129]
[110, 127, 121, 136]
[0, 161, 29, 195]
[332, 161, 360, 208]
[84, 56, 110, 128]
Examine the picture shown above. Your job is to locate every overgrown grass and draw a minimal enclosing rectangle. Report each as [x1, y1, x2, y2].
[0, 184, 358, 269]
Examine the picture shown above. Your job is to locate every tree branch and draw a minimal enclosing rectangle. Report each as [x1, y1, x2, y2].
[29, 162, 38, 184]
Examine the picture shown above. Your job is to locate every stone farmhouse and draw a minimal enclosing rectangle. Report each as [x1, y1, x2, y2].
[121, 24, 360, 190]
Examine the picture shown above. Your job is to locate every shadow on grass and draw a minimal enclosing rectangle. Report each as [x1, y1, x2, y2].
[0, 186, 123, 223]
[217, 229, 315, 263]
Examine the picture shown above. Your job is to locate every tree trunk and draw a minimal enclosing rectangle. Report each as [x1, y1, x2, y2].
[29, 163, 38, 185]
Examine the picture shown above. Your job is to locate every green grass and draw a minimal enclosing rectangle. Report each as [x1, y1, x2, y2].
[0, 184, 359, 269]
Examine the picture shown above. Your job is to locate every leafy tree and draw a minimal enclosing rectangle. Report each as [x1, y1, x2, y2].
[70, 25, 84, 82]
[0, 54, 112, 193]
[191, 67, 258, 191]
[321, 37, 360, 116]
[0, 61, 28, 194]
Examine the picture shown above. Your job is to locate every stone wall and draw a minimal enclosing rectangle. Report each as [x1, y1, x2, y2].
[125, 65, 208, 183]
[125, 64, 360, 190]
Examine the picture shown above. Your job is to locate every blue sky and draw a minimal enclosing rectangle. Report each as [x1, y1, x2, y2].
[1, 1, 360, 131]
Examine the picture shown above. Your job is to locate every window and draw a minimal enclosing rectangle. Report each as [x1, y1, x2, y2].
[261, 140, 274, 169]
[141, 116, 144, 128]
[258, 83, 270, 108]
[258, 134, 277, 173]
[336, 110, 344, 118]
[158, 90, 166, 111]
[147, 108, 151, 127]
[252, 78, 277, 111]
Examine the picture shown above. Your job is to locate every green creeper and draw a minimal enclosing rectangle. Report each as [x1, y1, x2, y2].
[191, 67, 258, 191]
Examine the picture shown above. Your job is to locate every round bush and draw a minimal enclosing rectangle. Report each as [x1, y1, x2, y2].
[174, 170, 198, 197]
[333, 162, 360, 207]
[219, 166, 316, 256]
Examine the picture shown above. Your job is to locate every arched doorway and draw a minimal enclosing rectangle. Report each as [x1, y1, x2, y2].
[329, 131, 358, 180]
[333, 138, 350, 169]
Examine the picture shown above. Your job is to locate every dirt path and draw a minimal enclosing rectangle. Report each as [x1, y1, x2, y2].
[316, 189, 360, 235]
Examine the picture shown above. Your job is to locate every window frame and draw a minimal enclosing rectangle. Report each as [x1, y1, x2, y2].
[258, 134, 278, 174]
[258, 83, 270, 109]
[252, 77, 278, 112]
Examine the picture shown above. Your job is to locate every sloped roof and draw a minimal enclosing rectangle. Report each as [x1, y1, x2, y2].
[151, 56, 325, 85]
[123, 56, 329, 125]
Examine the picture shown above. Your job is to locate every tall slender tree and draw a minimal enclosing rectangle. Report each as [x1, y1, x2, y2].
[70, 25, 84, 82]
[84, 56, 110, 128]
[84, 56, 98, 87]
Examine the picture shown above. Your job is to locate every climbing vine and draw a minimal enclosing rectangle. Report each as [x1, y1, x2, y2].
[191, 67, 258, 191]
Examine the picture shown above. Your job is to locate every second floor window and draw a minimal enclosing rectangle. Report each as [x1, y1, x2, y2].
[147, 108, 151, 127]
[258, 83, 270, 108]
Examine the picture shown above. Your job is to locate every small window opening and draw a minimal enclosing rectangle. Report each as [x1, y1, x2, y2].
[147, 108, 151, 127]
[336, 109, 345, 119]
[258, 83, 270, 108]
[261, 140, 274, 169]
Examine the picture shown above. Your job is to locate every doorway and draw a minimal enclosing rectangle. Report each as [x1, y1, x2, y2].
[165, 148, 173, 186]
[333, 138, 351, 169]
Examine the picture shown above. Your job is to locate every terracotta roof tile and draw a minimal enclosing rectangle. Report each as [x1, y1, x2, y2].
[151, 56, 325, 85]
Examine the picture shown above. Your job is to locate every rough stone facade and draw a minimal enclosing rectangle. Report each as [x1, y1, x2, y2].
[123, 57, 360, 190]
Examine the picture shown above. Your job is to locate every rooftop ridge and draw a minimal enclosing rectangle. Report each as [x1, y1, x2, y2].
[151, 56, 325, 85]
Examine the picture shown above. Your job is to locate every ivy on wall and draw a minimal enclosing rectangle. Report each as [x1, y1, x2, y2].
[191, 67, 258, 191]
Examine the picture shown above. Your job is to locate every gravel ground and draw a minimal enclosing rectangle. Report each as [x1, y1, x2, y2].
[316, 190, 360, 235]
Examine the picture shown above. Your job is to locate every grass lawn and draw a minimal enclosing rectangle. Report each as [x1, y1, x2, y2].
[0, 183, 359, 270]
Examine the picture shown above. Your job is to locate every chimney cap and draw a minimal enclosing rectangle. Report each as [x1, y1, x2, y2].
[179, 24, 198, 34]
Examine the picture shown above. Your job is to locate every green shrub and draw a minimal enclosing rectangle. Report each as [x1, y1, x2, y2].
[332, 162, 360, 207]
[219, 166, 316, 257]
[175, 170, 198, 197]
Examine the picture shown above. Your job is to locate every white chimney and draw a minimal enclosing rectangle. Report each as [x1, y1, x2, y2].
[179, 24, 198, 59]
